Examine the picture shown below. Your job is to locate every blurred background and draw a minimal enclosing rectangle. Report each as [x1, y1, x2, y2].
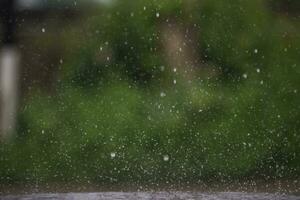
[0, 0, 299, 190]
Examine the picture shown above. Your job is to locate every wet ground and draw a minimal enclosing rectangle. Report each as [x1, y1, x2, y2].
[1, 192, 300, 200]
[1, 180, 299, 200]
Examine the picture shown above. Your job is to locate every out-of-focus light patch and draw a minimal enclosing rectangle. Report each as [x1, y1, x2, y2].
[0, 47, 20, 137]
[16, 0, 115, 11]
[93, 0, 115, 7]
[16, 0, 45, 10]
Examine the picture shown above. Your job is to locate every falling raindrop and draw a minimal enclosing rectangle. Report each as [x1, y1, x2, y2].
[163, 155, 169, 162]
[110, 152, 116, 159]
[260, 80, 264, 85]
[160, 92, 166, 98]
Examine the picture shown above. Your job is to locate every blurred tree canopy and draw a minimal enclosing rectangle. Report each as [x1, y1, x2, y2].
[0, 0, 299, 185]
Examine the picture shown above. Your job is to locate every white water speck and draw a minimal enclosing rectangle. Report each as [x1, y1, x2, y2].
[160, 92, 166, 98]
[156, 12, 160, 18]
[173, 68, 177, 73]
[256, 68, 260, 73]
[254, 49, 258, 54]
[243, 74, 248, 79]
[173, 80, 177, 84]
[110, 152, 116, 159]
[163, 155, 169, 162]
[42, 28, 46, 33]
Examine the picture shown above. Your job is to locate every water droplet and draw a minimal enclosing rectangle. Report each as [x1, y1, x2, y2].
[173, 80, 177, 84]
[260, 80, 264, 85]
[243, 74, 248, 79]
[160, 92, 166, 98]
[163, 155, 169, 161]
[110, 152, 116, 159]
[156, 12, 160, 18]
[42, 28, 46, 33]
[256, 68, 260, 73]
[254, 49, 258, 54]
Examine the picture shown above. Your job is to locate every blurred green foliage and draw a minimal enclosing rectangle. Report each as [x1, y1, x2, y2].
[0, 0, 299, 184]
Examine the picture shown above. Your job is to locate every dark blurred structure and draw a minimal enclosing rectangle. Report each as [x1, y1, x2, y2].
[0, 0, 98, 139]
[0, 0, 17, 44]
[0, 0, 19, 139]
[271, 0, 300, 16]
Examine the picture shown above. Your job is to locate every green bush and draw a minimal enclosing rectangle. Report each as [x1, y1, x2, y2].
[0, 0, 299, 184]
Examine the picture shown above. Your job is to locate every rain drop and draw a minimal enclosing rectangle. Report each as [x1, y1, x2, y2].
[160, 92, 166, 98]
[110, 152, 116, 159]
[163, 155, 169, 162]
